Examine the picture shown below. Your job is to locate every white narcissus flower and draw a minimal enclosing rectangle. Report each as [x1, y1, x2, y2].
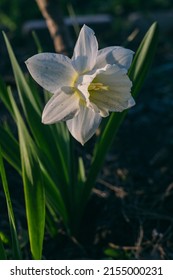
[25, 25, 135, 145]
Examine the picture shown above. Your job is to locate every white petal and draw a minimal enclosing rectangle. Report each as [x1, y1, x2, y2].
[95, 47, 134, 70]
[25, 53, 77, 94]
[72, 25, 98, 73]
[89, 65, 135, 115]
[66, 103, 101, 145]
[42, 88, 80, 124]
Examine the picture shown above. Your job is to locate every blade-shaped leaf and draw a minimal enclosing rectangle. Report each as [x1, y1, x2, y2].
[0, 76, 14, 117]
[128, 22, 159, 97]
[0, 34, 71, 232]
[0, 146, 21, 259]
[8, 88, 45, 260]
[0, 125, 21, 174]
[2, 32, 41, 116]
[0, 237, 7, 260]
[32, 31, 43, 53]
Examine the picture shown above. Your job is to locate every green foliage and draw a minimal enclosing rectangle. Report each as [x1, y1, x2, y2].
[0, 0, 39, 30]
[8, 86, 45, 260]
[104, 247, 132, 259]
[0, 0, 171, 31]
[0, 22, 159, 258]
[0, 147, 21, 259]
[110, 0, 172, 13]
[70, 0, 172, 14]
[0, 237, 7, 260]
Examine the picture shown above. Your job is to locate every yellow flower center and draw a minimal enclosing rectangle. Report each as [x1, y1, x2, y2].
[88, 82, 109, 92]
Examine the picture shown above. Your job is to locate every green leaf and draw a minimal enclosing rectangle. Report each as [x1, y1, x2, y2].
[82, 22, 159, 205]
[8, 88, 45, 260]
[0, 76, 14, 117]
[2, 32, 74, 229]
[32, 31, 43, 53]
[128, 22, 159, 98]
[78, 157, 86, 184]
[2, 32, 41, 116]
[0, 125, 21, 174]
[41, 166, 69, 227]
[0, 237, 7, 260]
[0, 147, 21, 259]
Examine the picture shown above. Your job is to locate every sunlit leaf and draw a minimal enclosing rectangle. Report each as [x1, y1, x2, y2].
[0, 147, 21, 259]
[8, 88, 45, 260]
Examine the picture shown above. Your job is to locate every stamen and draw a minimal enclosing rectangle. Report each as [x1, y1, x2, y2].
[88, 82, 108, 91]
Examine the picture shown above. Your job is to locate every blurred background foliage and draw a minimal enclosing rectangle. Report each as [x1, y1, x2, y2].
[0, 0, 172, 58]
[0, 0, 172, 31]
